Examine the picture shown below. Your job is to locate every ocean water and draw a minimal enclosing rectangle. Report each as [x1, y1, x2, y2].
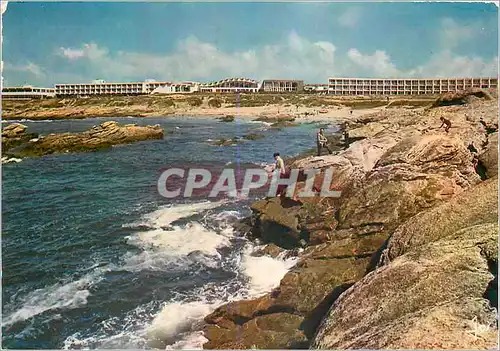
[2, 116, 337, 349]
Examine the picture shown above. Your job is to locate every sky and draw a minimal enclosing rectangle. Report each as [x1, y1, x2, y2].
[1, 1, 498, 87]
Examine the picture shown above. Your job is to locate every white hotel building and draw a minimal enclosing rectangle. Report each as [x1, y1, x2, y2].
[55, 80, 173, 97]
[328, 77, 498, 96]
[2, 86, 56, 100]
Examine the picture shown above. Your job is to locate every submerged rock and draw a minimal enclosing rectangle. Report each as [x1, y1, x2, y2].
[208, 137, 242, 146]
[217, 115, 235, 122]
[2, 123, 39, 153]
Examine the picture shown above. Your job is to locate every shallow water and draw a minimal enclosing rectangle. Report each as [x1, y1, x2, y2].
[2, 116, 338, 349]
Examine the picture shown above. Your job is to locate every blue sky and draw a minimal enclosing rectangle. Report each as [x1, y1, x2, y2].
[1, 1, 498, 87]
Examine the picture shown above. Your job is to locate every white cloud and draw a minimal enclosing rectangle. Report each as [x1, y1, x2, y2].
[59, 47, 85, 60]
[5, 28, 498, 86]
[440, 17, 475, 49]
[55, 32, 341, 83]
[5, 62, 45, 77]
[59, 43, 108, 61]
[407, 50, 498, 78]
[338, 7, 362, 28]
[347, 48, 400, 77]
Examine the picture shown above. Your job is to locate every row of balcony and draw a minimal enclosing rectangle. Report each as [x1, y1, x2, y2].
[329, 83, 488, 87]
[329, 79, 495, 84]
[56, 85, 143, 89]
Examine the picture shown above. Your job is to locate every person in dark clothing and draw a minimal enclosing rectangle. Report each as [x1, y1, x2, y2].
[316, 128, 333, 156]
[439, 117, 452, 133]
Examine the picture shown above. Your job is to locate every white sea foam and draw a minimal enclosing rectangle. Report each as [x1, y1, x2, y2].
[147, 301, 216, 345]
[3, 271, 103, 327]
[137, 200, 223, 229]
[67, 202, 297, 350]
[17, 119, 54, 123]
[2, 156, 23, 164]
[248, 120, 272, 127]
[62, 300, 158, 349]
[144, 243, 298, 349]
[136, 223, 230, 255]
[122, 202, 234, 272]
[165, 331, 208, 350]
[241, 245, 298, 297]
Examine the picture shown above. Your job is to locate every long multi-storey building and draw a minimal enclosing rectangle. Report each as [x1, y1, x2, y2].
[328, 77, 498, 96]
[200, 78, 260, 93]
[2, 86, 56, 100]
[260, 79, 304, 93]
[55, 80, 172, 97]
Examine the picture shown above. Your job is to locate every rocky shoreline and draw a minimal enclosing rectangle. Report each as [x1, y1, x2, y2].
[200, 91, 498, 349]
[2, 121, 164, 160]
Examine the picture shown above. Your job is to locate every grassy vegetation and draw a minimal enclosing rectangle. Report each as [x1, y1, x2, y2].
[387, 99, 433, 108]
[208, 98, 222, 108]
[185, 97, 203, 107]
[342, 100, 388, 109]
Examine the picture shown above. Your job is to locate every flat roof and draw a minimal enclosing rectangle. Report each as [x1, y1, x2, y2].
[3, 86, 55, 89]
[55, 81, 172, 86]
[262, 79, 304, 82]
[328, 77, 498, 80]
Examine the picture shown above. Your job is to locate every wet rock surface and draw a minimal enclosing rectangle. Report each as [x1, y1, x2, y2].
[2, 123, 39, 153]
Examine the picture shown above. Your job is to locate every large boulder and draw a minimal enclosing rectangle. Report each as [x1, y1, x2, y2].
[432, 89, 492, 107]
[347, 122, 386, 139]
[379, 177, 498, 265]
[312, 224, 498, 349]
[339, 134, 480, 230]
[290, 136, 398, 203]
[2, 123, 27, 137]
[2, 123, 38, 153]
[250, 198, 302, 249]
[311, 178, 498, 349]
[204, 313, 307, 349]
[478, 132, 498, 178]
[292, 136, 397, 174]
[203, 255, 370, 349]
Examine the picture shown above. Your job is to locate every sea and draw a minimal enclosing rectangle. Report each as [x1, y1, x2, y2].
[2, 116, 339, 349]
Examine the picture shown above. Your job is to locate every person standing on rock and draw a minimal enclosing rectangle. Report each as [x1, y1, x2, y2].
[342, 122, 350, 146]
[272, 152, 286, 175]
[439, 117, 452, 133]
[271, 152, 290, 197]
[317, 128, 333, 156]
